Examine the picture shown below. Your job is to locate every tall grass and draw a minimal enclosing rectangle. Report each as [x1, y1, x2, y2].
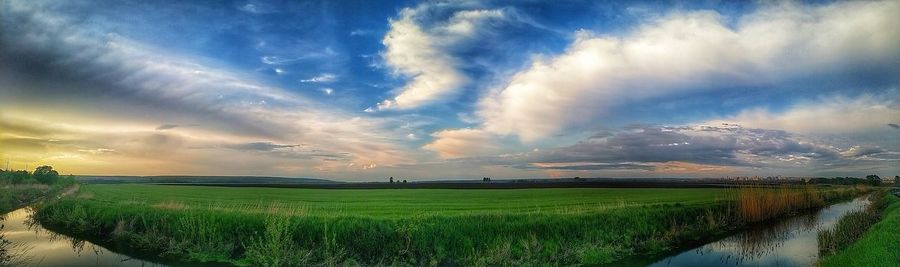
[818, 190, 899, 266]
[818, 191, 887, 256]
[0, 185, 49, 213]
[731, 184, 867, 222]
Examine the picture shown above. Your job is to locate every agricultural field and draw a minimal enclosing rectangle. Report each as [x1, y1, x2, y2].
[34, 184, 867, 266]
[72, 184, 728, 217]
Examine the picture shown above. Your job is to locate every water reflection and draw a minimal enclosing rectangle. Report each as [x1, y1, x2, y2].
[651, 196, 870, 267]
[0, 207, 166, 267]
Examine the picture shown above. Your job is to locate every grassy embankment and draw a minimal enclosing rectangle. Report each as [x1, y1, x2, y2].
[819, 190, 900, 266]
[36, 184, 867, 266]
[0, 184, 50, 213]
[1, 167, 78, 213]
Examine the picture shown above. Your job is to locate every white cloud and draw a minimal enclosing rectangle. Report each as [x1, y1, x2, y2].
[375, 6, 510, 110]
[477, 1, 900, 141]
[320, 88, 334, 96]
[0, 1, 421, 177]
[422, 128, 502, 159]
[708, 94, 900, 135]
[301, 73, 337, 83]
[261, 47, 336, 65]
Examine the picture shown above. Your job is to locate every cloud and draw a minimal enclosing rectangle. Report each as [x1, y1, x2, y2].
[889, 123, 900, 130]
[376, 5, 527, 110]
[300, 73, 338, 83]
[526, 162, 655, 171]
[225, 142, 298, 151]
[155, 124, 179, 130]
[0, 1, 422, 177]
[841, 145, 887, 158]
[477, 1, 900, 141]
[422, 128, 503, 159]
[260, 47, 337, 65]
[708, 94, 900, 135]
[496, 124, 898, 174]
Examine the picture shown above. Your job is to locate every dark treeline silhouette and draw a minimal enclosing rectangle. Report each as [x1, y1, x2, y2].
[805, 176, 888, 186]
[0, 166, 74, 185]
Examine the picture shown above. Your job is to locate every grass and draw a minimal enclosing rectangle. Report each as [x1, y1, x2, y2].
[819, 191, 900, 267]
[34, 184, 868, 266]
[0, 184, 50, 213]
[68, 184, 728, 217]
[818, 191, 887, 255]
[730, 184, 866, 223]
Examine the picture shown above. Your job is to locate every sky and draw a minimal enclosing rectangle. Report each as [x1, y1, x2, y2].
[1, 0, 898, 180]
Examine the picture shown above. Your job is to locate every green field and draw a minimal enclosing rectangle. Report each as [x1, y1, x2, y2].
[34, 184, 866, 266]
[78, 184, 727, 217]
[820, 191, 900, 266]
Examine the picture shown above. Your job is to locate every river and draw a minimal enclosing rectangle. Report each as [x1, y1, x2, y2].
[0, 207, 166, 266]
[646, 196, 870, 267]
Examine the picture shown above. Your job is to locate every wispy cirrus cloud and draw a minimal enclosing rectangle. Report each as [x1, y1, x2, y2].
[0, 0, 421, 177]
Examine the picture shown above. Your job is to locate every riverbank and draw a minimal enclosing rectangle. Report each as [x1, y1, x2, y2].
[819, 190, 900, 266]
[34, 184, 870, 266]
[1, 167, 79, 213]
[0, 184, 49, 213]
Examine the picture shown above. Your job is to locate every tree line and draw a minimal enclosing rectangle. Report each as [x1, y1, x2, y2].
[0, 166, 75, 185]
[806, 175, 898, 186]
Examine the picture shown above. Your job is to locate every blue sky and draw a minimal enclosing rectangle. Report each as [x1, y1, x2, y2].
[1, 0, 898, 180]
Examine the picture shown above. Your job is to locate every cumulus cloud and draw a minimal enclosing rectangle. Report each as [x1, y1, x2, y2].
[376, 6, 522, 110]
[477, 1, 900, 141]
[708, 94, 900, 134]
[422, 128, 503, 159]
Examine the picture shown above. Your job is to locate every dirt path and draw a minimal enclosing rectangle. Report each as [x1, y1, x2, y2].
[56, 184, 80, 199]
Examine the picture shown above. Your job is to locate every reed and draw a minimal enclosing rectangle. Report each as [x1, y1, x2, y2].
[730, 184, 864, 223]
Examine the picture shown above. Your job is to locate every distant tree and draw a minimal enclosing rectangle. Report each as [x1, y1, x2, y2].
[402, 180, 407, 183]
[894, 176, 899, 185]
[482, 177, 491, 182]
[32, 166, 59, 184]
[389, 177, 394, 183]
[866, 175, 882, 186]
